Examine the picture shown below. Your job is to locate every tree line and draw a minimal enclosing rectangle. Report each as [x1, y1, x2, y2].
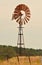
[0, 45, 42, 60]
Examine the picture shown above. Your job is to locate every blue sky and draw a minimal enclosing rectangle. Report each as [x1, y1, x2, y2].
[0, 0, 42, 49]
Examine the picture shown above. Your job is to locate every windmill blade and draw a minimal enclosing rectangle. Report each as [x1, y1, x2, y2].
[14, 11, 18, 14]
[16, 16, 20, 22]
[26, 12, 31, 15]
[12, 14, 17, 19]
[14, 13, 18, 15]
[19, 20, 22, 25]
[24, 17, 28, 23]
[16, 18, 20, 22]
[23, 19, 26, 24]
[14, 14, 20, 19]
[12, 14, 14, 20]
[25, 9, 30, 12]
[22, 4, 26, 11]
[26, 16, 30, 21]
[24, 6, 30, 12]
[24, 21, 26, 24]
[26, 15, 31, 18]
[14, 9, 19, 13]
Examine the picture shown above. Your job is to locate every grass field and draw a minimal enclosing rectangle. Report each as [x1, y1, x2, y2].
[0, 56, 42, 65]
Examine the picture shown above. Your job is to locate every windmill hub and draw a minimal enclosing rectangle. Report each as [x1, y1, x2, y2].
[20, 10, 25, 19]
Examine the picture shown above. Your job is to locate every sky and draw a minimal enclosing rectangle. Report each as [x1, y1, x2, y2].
[0, 0, 42, 49]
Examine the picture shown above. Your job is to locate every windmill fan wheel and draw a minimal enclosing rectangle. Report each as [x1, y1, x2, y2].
[12, 4, 31, 25]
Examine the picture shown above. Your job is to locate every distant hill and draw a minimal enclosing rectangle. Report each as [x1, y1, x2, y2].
[0, 45, 42, 60]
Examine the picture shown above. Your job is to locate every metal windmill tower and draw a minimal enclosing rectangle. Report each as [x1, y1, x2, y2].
[12, 4, 31, 56]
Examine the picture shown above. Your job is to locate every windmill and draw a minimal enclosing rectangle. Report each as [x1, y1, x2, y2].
[12, 4, 31, 56]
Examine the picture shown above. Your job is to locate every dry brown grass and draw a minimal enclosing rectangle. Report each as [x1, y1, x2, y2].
[0, 56, 42, 65]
